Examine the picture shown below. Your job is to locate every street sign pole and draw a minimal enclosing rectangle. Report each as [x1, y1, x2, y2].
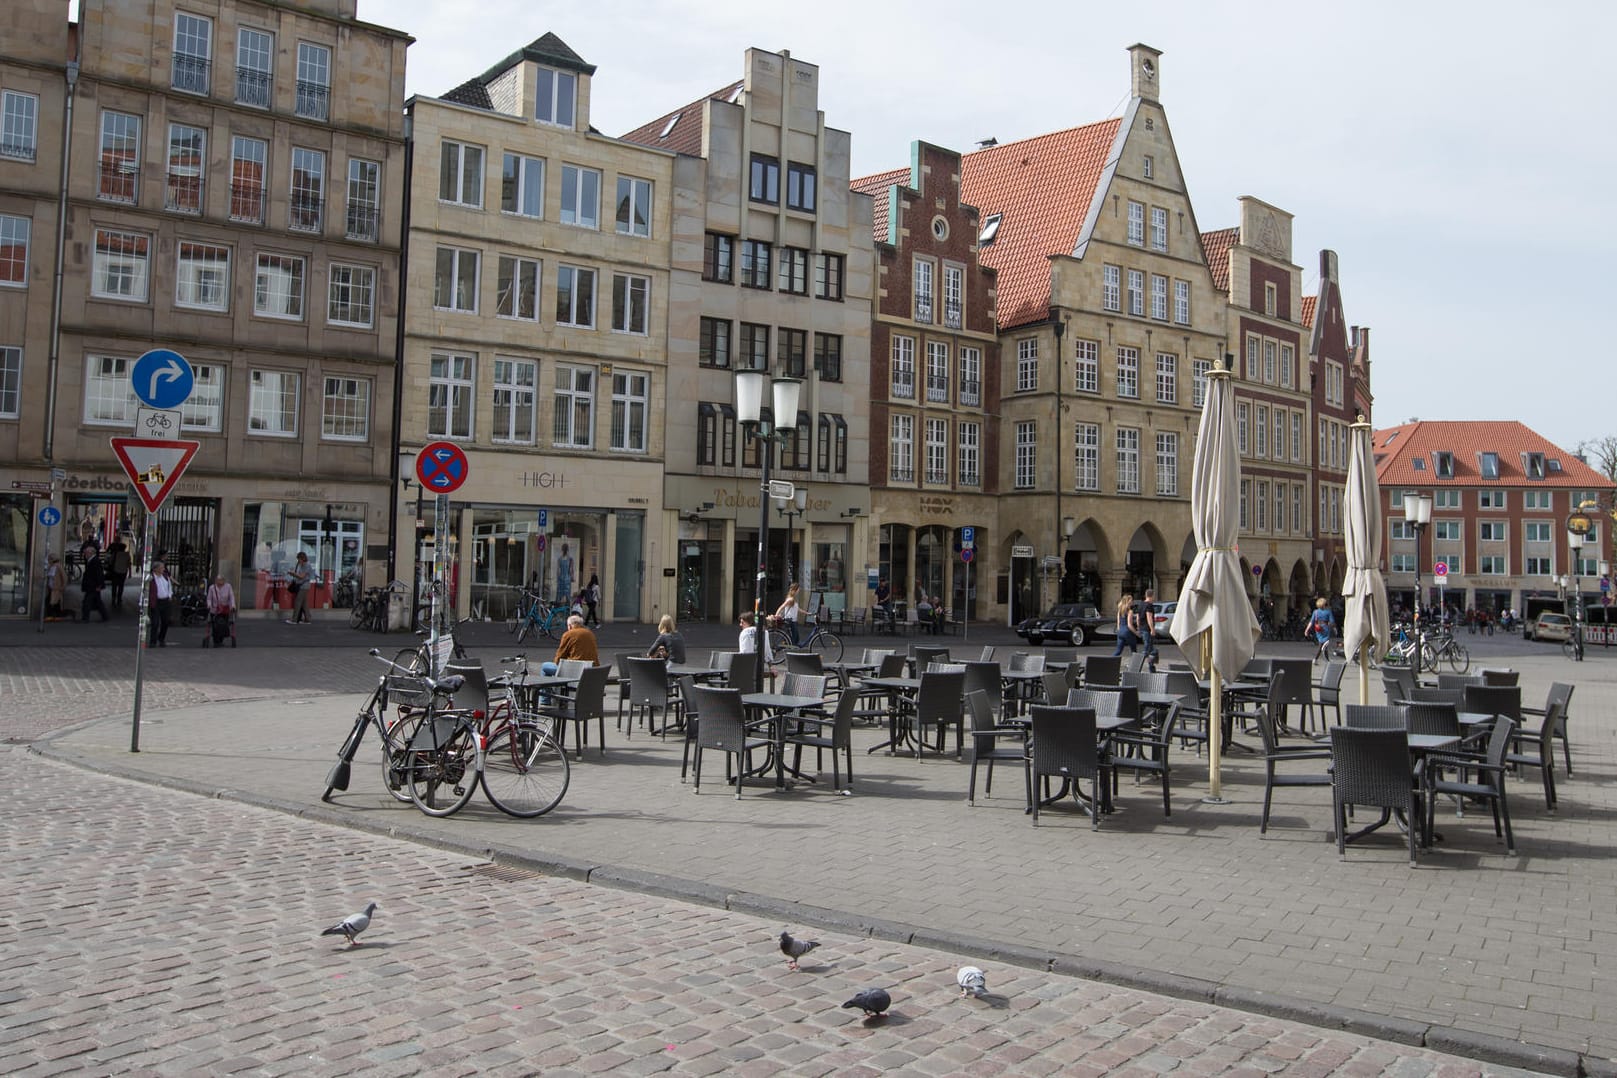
[131, 508, 155, 752]
[431, 493, 450, 674]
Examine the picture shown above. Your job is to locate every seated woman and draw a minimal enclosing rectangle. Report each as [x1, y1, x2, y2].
[647, 613, 687, 664]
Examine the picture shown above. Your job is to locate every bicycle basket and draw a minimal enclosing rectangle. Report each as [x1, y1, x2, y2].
[384, 675, 434, 708]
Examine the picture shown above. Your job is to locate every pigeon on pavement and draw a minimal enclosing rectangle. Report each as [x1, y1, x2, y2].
[779, 930, 820, 970]
[321, 902, 378, 947]
[957, 966, 987, 998]
[841, 988, 891, 1018]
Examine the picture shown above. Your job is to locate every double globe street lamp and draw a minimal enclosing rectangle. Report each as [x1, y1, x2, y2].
[735, 370, 802, 694]
[1402, 493, 1432, 678]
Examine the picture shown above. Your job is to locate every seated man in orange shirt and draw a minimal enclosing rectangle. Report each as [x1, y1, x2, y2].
[540, 614, 598, 675]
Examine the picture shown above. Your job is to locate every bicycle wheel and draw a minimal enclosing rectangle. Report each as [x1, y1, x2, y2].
[481, 724, 570, 818]
[378, 709, 422, 803]
[809, 630, 843, 662]
[1444, 643, 1470, 673]
[404, 716, 479, 817]
[348, 600, 369, 629]
[765, 628, 792, 665]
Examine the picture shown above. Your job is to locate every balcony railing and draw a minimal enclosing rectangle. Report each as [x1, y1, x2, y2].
[98, 162, 139, 203]
[890, 466, 914, 483]
[914, 296, 933, 324]
[925, 379, 949, 403]
[229, 181, 265, 224]
[289, 195, 324, 233]
[235, 68, 271, 108]
[164, 173, 203, 214]
[345, 203, 380, 243]
[944, 302, 962, 329]
[296, 81, 330, 121]
[171, 54, 210, 95]
[959, 379, 981, 406]
[891, 375, 914, 399]
[959, 470, 980, 487]
[0, 139, 35, 162]
[925, 468, 949, 485]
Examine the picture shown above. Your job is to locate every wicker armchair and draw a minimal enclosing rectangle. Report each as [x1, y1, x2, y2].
[912, 669, 967, 759]
[1105, 701, 1181, 817]
[538, 665, 610, 760]
[1343, 704, 1407, 730]
[1426, 715, 1516, 855]
[783, 685, 858, 792]
[688, 686, 769, 799]
[965, 689, 1027, 805]
[1505, 699, 1562, 811]
[1255, 676, 1333, 834]
[1520, 682, 1575, 776]
[1329, 726, 1422, 866]
[1025, 705, 1107, 829]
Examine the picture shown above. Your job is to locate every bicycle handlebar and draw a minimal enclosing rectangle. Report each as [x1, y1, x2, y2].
[366, 648, 463, 695]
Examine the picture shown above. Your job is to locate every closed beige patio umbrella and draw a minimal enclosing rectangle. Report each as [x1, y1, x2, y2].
[1169, 365, 1261, 801]
[1343, 417, 1392, 704]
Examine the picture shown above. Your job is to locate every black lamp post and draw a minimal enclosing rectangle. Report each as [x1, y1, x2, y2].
[1403, 493, 1432, 678]
[775, 486, 809, 585]
[736, 370, 802, 693]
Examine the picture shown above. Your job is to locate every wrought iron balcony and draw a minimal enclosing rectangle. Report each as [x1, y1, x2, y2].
[345, 203, 380, 243]
[296, 81, 329, 121]
[235, 69, 271, 108]
[171, 54, 210, 95]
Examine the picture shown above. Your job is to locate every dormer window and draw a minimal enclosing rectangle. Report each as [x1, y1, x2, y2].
[1523, 452, 1546, 479]
[978, 213, 1002, 246]
[1479, 452, 1499, 479]
[1433, 451, 1454, 479]
[535, 66, 576, 128]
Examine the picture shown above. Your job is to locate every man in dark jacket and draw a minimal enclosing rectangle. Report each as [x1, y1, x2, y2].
[80, 550, 109, 623]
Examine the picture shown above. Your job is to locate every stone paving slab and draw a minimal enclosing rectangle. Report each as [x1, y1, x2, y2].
[0, 746, 1554, 1077]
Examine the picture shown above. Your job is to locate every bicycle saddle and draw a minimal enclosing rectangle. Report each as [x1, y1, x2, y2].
[433, 675, 466, 694]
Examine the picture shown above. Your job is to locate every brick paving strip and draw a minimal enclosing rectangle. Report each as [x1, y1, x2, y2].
[0, 746, 1560, 1077]
[6, 629, 1616, 1074]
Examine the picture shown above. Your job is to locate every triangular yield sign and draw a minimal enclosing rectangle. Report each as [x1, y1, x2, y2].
[110, 438, 201, 512]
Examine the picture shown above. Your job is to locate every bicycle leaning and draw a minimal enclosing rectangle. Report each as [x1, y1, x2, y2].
[513, 588, 570, 643]
[348, 581, 403, 632]
[765, 617, 844, 665]
[1563, 623, 1585, 662]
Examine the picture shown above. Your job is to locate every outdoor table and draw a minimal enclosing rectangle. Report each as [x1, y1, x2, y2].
[741, 692, 827, 789]
[1000, 669, 1046, 715]
[854, 675, 922, 754]
[822, 660, 875, 692]
[667, 663, 726, 682]
[512, 674, 583, 710]
[1021, 711, 1139, 814]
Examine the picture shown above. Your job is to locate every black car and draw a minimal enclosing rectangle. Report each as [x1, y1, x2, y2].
[1014, 603, 1114, 647]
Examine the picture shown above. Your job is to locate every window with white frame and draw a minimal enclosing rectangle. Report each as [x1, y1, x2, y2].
[1074, 422, 1099, 491]
[913, 259, 934, 323]
[560, 164, 600, 228]
[1116, 346, 1138, 399]
[1480, 521, 1508, 542]
[1523, 489, 1552, 509]
[1103, 264, 1120, 311]
[1261, 339, 1276, 383]
[610, 370, 648, 452]
[98, 110, 141, 203]
[321, 375, 369, 441]
[943, 264, 963, 328]
[175, 242, 230, 312]
[891, 335, 915, 398]
[924, 418, 948, 484]
[171, 12, 212, 93]
[346, 158, 381, 241]
[491, 357, 536, 444]
[889, 414, 914, 482]
[1433, 520, 1460, 541]
[611, 273, 649, 334]
[1074, 338, 1098, 392]
[439, 140, 482, 206]
[289, 146, 324, 231]
[1014, 421, 1036, 489]
[1273, 483, 1284, 533]
[1255, 405, 1268, 457]
[1331, 487, 1341, 532]
[0, 346, 19, 417]
[1150, 205, 1168, 251]
[295, 42, 330, 120]
[327, 263, 374, 327]
[1292, 485, 1303, 533]
[534, 66, 576, 127]
[235, 26, 273, 107]
[1174, 279, 1190, 324]
[179, 363, 221, 431]
[1237, 402, 1250, 454]
[1524, 556, 1551, 575]
[1479, 490, 1506, 509]
[1524, 521, 1551, 542]
[433, 246, 479, 312]
[958, 421, 980, 486]
[92, 229, 149, 302]
[230, 135, 267, 223]
[925, 342, 949, 402]
[84, 355, 134, 425]
[1016, 338, 1038, 392]
[959, 346, 981, 405]
[248, 369, 299, 436]
[1246, 335, 1260, 381]
[1192, 357, 1211, 406]
[555, 265, 595, 327]
[1116, 428, 1140, 493]
[553, 363, 594, 446]
[428, 352, 474, 439]
[502, 153, 543, 217]
[615, 176, 651, 237]
[1126, 200, 1144, 246]
[1150, 274, 1167, 320]
[1291, 412, 1302, 461]
[496, 255, 540, 321]
[253, 253, 304, 318]
[2, 90, 39, 162]
[1390, 553, 1414, 573]
[1272, 409, 1285, 461]
[1155, 353, 1176, 403]
[1279, 343, 1294, 389]
[1256, 480, 1271, 531]
[1127, 269, 1144, 315]
[164, 123, 205, 214]
[1480, 555, 1508, 575]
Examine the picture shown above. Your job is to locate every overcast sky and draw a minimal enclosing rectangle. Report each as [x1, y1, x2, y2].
[368, 0, 1617, 457]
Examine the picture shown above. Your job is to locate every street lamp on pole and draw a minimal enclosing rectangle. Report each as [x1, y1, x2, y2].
[1568, 528, 1586, 660]
[736, 370, 802, 693]
[775, 486, 809, 585]
[1403, 493, 1432, 678]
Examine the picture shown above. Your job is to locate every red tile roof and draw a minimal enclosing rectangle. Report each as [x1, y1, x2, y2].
[620, 81, 745, 158]
[849, 166, 909, 245]
[857, 119, 1121, 331]
[1199, 227, 1237, 295]
[1372, 421, 1614, 489]
[1300, 295, 1317, 329]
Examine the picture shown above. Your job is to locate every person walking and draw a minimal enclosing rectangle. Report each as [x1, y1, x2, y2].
[286, 551, 314, 624]
[80, 549, 109, 623]
[206, 574, 236, 646]
[1306, 597, 1337, 662]
[1111, 593, 1141, 657]
[775, 583, 801, 645]
[44, 553, 68, 620]
[147, 561, 175, 646]
[582, 573, 601, 628]
[1137, 588, 1159, 671]
[106, 535, 131, 611]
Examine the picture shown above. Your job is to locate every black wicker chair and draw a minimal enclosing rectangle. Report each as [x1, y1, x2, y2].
[1025, 705, 1106, 829]
[1254, 676, 1333, 834]
[1105, 701, 1181, 817]
[784, 685, 858, 792]
[965, 689, 1027, 805]
[688, 686, 769, 799]
[1329, 726, 1421, 866]
[1520, 682, 1575, 776]
[1343, 704, 1407, 730]
[1505, 699, 1562, 811]
[912, 669, 967, 759]
[538, 664, 610, 760]
[1426, 715, 1516, 855]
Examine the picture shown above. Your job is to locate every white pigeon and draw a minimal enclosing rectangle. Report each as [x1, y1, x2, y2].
[957, 966, 987, 998]
[321, 902, 378, 947]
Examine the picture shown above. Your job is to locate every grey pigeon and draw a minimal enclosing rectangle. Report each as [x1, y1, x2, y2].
[957, 966, 987, 998]
[321, 902, 378, 947]
[779, 930, 819, 971]
[841, 988, 891, 1018]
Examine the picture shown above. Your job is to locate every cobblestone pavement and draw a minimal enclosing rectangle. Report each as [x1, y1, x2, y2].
[6, 624, 1614, 1074]
[0, 747, 1549, 1077]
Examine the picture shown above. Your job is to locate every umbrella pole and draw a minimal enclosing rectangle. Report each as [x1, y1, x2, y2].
[1202, 632, 1225, 803]
[1358, 645, 1370, 706]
